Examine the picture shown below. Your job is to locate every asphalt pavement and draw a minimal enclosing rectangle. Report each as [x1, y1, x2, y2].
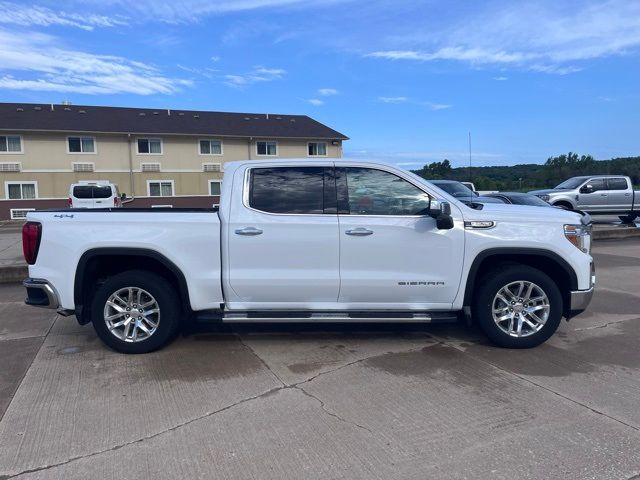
[0, 238, 639, 479]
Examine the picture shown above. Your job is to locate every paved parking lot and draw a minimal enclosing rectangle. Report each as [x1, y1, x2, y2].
[1, 239, 639, 479]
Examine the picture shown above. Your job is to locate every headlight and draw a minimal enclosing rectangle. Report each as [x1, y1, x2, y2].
[537, 194, 550, 202]
[564, 224, 592, 254]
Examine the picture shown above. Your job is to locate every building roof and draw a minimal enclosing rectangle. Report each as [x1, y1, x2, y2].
[0, 103, 348, 140]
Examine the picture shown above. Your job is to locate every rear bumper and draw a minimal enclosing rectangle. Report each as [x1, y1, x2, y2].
[24, 278, 60, 309]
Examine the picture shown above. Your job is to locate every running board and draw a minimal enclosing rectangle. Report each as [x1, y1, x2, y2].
[194, 310, 459, 324]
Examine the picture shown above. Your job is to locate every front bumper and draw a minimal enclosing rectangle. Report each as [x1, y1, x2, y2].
[568, 261, 595, 318]
[569, 287, 594, 313]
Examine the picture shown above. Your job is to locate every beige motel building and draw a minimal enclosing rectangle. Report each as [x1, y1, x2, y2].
[0, 102, 348, 220]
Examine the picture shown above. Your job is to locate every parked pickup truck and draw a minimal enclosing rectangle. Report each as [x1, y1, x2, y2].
[530, 175, 639, 223]
[23, 159, 595, 354]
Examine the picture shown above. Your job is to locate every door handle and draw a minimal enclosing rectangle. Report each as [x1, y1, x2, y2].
[235, 227, 263, 236]
[345, 228, 373, 236]
[600, 194, 607, 196]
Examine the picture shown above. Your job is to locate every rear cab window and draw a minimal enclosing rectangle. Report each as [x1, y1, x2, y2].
[248, 167, 333, 214]
[607, 178, 628, 190]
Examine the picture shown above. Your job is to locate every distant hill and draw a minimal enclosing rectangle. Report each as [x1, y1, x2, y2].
[411, 154, 640, 191]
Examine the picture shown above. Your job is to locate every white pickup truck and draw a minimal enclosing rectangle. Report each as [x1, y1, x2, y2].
[22, 159, 595, 353]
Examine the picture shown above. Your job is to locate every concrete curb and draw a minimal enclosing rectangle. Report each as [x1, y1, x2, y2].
[0, 265, 27, 284]
[593, 227, 640, 240]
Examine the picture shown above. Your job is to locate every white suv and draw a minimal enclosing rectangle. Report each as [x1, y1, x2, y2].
[68, 181, 122, 209]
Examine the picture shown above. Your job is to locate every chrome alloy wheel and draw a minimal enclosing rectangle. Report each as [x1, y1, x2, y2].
[492, 281, 550, 338]
[103, 287, 160, 343]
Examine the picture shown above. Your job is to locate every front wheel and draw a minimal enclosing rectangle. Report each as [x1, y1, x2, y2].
[472, 265, 563, 348]
[91, 270, 182, 354]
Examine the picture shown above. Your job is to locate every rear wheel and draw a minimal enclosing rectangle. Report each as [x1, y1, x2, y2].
[618, 214, 638, 224]
[472, 265, 563, 348]
[91, 270, 182, 354]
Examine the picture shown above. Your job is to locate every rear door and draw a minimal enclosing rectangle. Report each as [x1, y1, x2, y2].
[606, 177, 631, 211]
[71, 185, 95, 208]
[336, 166, 464, 309]
[225, 165, 340, 309]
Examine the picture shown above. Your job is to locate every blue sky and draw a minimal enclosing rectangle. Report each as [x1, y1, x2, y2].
[0, 0, 639, 168]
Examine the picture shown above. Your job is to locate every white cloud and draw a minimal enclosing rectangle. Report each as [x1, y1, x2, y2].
[365, 0, 640, 74]
[424, 102, 452, 111]
[0, 2, 127, 30]
[210, 56, 221, 62]
[0, 29, 190, 95]
[493, 76, 508, 81]
[318, 88, 338, 96]
[224, 66, 286, 87]
[377, 96, 408, 104]
[307, 98, 324, 106]
[82, 0, 349, 24]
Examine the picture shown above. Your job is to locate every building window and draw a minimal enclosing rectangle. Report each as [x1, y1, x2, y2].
[256, 141, 277, 156]
[137, 138, 162, 155]
[308, 142, 327, 156]
[0, 135, 23, 153]
[147, 180, 174, 197]
[67, 136, 95, 153]
[199, 139, 223, 155]
[5, 181, 37, 200]
[209, 180, 222, 196]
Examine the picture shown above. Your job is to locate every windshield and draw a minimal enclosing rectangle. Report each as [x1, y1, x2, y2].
[510, 194, 550, 207]
[432, 182, 477, 198]
[554, 177, 588, 189]
[73, 185, 113, 199]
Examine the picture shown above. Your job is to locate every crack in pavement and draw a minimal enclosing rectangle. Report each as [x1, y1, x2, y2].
[573, 317, 639, 331]
[5, 335, 419, 478]
[294, 384, 373, 434]
[2, 384, 285, 479]
[431, 337, 640, 433]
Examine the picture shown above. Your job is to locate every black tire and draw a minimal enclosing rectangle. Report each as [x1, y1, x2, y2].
[91, 270, 182, 354]
[472, 265, 563, 348]
[618, 214, 637, 224]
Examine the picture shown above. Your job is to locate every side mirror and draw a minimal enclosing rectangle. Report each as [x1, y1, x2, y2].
[429, 200, 454, 230]
[580, 184, 594, 194]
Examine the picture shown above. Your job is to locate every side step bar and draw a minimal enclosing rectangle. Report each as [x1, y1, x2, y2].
[194, 310, 459, 324]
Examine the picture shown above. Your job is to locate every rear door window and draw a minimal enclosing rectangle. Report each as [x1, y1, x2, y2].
[249, 167, 326, 214]
[73, 186, 113, 199]
[607, 178, 628, 190]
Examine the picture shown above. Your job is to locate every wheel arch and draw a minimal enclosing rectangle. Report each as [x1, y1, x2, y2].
[463, 248, 578, 318]
[551, 199, 575, 209]
[74, 248, 191, 325]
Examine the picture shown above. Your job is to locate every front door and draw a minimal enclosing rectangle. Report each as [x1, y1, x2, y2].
[226, 165, 340, 309]
[336, 167, 464, 309]
[578, 178, 608, 210]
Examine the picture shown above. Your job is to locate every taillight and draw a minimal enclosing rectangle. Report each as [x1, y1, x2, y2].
[22, 222, 42, 265]
[114, 196, 119, 207]
[68, 197, 73, 207]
